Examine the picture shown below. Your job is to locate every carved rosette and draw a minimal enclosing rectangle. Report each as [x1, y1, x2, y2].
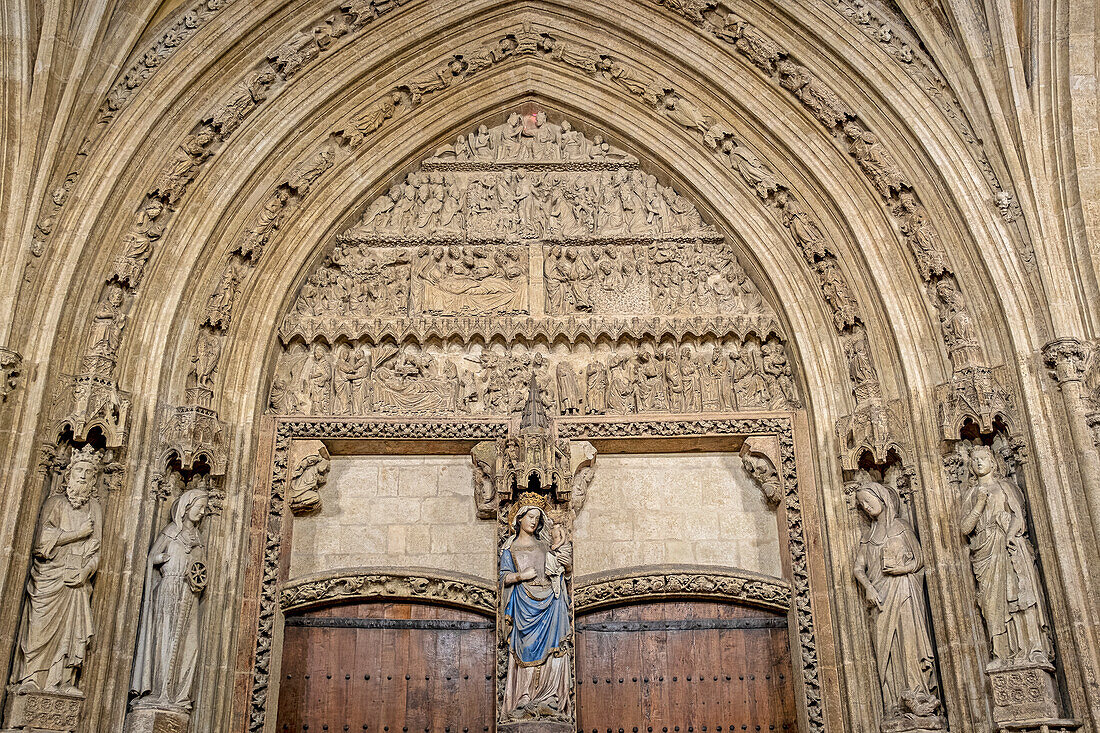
[2, 687, 82, 733]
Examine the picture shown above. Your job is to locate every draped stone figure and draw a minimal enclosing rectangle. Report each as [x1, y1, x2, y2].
[851, 474, 942, 729]
[130, 489, 210, 711]
[500, 494, 573, 719]
[960, 445, 1052, 668]
[12, 446, 103, 693]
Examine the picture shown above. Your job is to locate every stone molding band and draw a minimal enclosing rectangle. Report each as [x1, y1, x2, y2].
[278, 564, 792, 616]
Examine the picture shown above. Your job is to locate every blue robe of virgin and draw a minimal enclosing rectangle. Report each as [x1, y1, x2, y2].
[500, 549, 571, 664]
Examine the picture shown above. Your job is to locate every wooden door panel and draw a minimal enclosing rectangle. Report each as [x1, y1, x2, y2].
[576, 601, 798, 733]
[276, 601, 494, 733]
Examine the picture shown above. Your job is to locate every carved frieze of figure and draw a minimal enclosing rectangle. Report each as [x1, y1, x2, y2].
[763, 339, 799, 407]
[130, 489, 210, 711]
[731, 340, 769, 408]
[500, 494, 573, 719]
[416, 245, 528, 315]
[150, 128, 215, 208]
[584, 361, 609, 414]
[846, 333, 883, 403]
[334, 343, 372, 414]
[851, 473, 943, 728]
[844, 123, 910, 199]
[895, 192, 947, 279]
[960, 445, 1053, 668]
[556, 362, 582, 415]
[13, 446, 103, 693]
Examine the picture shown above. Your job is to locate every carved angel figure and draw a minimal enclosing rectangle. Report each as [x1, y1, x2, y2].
[851, 474, 941, 725]
[13, 447, 103, 693]
[130, 489, 210, 711]
[960, 445, 1052, 668]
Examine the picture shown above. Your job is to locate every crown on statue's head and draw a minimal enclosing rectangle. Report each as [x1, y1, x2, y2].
[69, 444, 101, 471]
[508, 491, 549, 527]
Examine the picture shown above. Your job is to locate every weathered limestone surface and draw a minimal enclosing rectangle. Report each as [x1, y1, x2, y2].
[0, 0, 1096, 731]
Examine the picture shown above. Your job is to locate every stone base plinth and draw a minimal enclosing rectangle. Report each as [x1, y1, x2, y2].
[2, 686, 82, 732]
[881, 716, 947, 733]
[498, 722, 573, 733]
[988, 663, 1060, 724]
[123, 707, 190, 733]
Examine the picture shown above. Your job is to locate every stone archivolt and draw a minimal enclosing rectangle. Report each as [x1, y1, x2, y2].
[269, 113, 798, 418]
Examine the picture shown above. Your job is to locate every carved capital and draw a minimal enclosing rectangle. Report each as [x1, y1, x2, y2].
[1042, 337, 1091, 385]
[0, 346, 22, 402]
[934, 365, 1015, 439]
[48, 372, 131, 447]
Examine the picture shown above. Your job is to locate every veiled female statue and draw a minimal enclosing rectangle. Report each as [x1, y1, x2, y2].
[500, 493, 573, 719]
[851, 474, 941, 725]
[130, 489, 210, 710]
[960, 445, 1052, 668]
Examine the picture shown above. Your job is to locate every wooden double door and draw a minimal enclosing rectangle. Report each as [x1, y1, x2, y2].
[275, 599, 798, 732]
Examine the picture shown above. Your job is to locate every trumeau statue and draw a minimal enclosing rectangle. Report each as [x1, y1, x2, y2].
[500, 492, 573, 720]
[13, 445, 103, 693]
[959, 444, 1053, 669]
[130, 489, 210, 711]
[851, 471, 944, 730]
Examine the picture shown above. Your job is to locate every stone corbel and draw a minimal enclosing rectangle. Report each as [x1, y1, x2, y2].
[739, 436, 782, 509]
[0, 346, 22, 403]
[288, 439, 330, 515]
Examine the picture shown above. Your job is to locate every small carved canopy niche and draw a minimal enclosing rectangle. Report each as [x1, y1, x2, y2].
[267, 109, 803, 420]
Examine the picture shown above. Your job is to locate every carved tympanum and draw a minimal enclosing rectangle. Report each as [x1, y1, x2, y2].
[269, 110, 798, 421]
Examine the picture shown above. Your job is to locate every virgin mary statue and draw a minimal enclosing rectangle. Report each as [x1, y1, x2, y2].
[500, 492, 573, 718]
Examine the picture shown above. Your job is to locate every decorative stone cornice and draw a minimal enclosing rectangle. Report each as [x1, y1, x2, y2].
[1042, 337, 1092, 385]
[0, 347, 22, 403]
[280, 568, 496, 614]
[574, 565, 791, 614]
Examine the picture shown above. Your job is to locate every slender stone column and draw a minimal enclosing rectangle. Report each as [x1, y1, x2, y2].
[1042, 337, 1100, 543]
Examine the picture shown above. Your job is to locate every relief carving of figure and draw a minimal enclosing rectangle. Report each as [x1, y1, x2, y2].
[852, 474, 942, 725]
[289, 453, 330, 514]
[960, 445, 1052, 668]
[130, 489, 210, 711]
[89, 285, 127, 359]
[500, 495, 573, 719]
[13, 446, 103, 693]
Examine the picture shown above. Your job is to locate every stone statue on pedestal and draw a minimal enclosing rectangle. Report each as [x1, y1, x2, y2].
[12, 446, 103, 694]
[851, 472, 944, 731]
[129, 488, 210, 712]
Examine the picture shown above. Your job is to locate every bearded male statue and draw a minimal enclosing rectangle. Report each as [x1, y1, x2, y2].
[12, 445, 103, 693]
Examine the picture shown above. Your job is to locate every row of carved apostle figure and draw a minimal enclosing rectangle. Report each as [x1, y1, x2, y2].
[351, 167, 709, 239]
[850, 446, 1053, 729]
[11, 445, 211, 717]
[429, 111, 637, 164]
[268, 338, 799, 417]
[7, 429, 1055, 730]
